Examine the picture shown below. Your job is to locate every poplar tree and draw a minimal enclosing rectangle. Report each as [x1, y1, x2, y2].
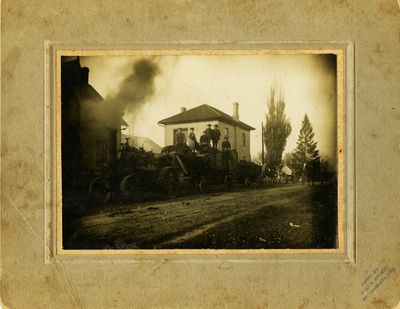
[263, 87, 292, 169]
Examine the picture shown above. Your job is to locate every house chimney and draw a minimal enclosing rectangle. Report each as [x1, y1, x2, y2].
[180, 107, 187, 113]
[232, 102, 239, 121]
[81, 67, 89, 85]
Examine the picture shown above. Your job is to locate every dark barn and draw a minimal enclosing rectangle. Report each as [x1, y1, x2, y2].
[61, 57, 127, 198]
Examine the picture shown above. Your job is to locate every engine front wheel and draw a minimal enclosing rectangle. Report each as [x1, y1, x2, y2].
[88, 177, 111, 206]
[159, 167, 180, 198]
[243, 177, 251, 187]
[120, 174, 141, 201]
[224, 175, 234, 190]
[198, 178, 208, 193]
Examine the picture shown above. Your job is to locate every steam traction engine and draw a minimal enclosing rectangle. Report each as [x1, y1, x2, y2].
[88, 140, 180, 204]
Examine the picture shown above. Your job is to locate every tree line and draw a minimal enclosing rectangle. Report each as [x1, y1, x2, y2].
[261, 86, 334, 182]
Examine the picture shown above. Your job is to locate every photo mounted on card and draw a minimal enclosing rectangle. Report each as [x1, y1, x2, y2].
[56, 49, 344, 254]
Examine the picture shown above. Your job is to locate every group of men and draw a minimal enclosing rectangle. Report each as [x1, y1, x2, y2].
[175, 124, 231, 152]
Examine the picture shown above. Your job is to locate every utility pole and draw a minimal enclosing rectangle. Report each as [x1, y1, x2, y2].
[261, 121, 265, 165]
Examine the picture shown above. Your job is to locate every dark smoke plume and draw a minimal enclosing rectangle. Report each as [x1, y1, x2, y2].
[81, 58, 160, 129]
[106, 58, 160, 126]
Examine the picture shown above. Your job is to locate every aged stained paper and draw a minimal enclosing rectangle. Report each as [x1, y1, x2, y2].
[2, 1, 400, 308]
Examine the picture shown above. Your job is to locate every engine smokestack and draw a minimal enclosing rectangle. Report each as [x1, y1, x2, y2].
[232, 102, 239, 121]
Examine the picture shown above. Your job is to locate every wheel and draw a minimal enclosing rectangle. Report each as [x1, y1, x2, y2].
[120, 174, 141, 200]
[224, 175, 234, 190]
[159, 167, 180, 197]
[89, 177, 110, 205]
[198, 178, 208, 192]
[257, 175, 264, 186]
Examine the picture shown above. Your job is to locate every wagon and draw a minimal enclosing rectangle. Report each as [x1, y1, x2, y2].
[236, 160, 263, 186]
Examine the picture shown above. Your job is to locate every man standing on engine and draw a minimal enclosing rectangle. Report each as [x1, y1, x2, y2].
[211, 124, 221, 149]
[205, 124, 213, 146]
[175, 128, 185, 151]
[188, 127, 198, 151]
[221, 136, 231, 151]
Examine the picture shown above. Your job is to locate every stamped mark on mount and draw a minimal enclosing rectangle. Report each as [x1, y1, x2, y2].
[361, 265, 396, 301]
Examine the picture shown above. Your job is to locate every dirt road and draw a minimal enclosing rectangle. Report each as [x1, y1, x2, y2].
[63, 183, 337, 249]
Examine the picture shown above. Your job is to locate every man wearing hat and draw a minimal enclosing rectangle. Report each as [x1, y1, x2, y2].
[205, 124, 213, 146]
[199, 131, 207, 145]
[211, 124, 221, 149]
[221, 135, 232, 168]
[175, 127, 185, 151]
[188, 127, 198, 151]
[221, 135, 231, 151]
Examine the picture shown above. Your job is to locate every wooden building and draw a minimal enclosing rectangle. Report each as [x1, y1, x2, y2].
[61, 57, 127, 193]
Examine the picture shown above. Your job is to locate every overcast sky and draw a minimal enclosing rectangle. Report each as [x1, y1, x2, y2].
[80, 54, 337, 161]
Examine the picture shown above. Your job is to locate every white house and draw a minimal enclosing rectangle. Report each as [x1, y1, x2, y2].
[158, 102, 255, 161]
[121, 134, 162, 153]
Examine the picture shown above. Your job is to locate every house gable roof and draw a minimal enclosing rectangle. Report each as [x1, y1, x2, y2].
[158, 104, 255, 130]
[76, 84, 104, 102]
[75, 85, 129, 127]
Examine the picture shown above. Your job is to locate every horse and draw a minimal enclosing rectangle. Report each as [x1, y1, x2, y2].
[304, 159, 321, 186]
[261, 164, 278, 183]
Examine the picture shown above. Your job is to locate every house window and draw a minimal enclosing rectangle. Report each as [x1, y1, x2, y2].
[224, 128, 229, 138]
[173, 128, 188, 144]
[96, 140, 107, 166]
[242, 133, 246, 146]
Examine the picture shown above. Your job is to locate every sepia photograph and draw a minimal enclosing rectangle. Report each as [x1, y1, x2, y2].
[58, 50, 343, 251]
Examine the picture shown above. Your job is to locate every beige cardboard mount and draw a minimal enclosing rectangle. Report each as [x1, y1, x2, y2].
[2, 1, 400, 308]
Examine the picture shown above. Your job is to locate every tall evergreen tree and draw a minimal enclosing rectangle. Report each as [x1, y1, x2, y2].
[263, 87, 292, 169]
[292, 114, 320, 174]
